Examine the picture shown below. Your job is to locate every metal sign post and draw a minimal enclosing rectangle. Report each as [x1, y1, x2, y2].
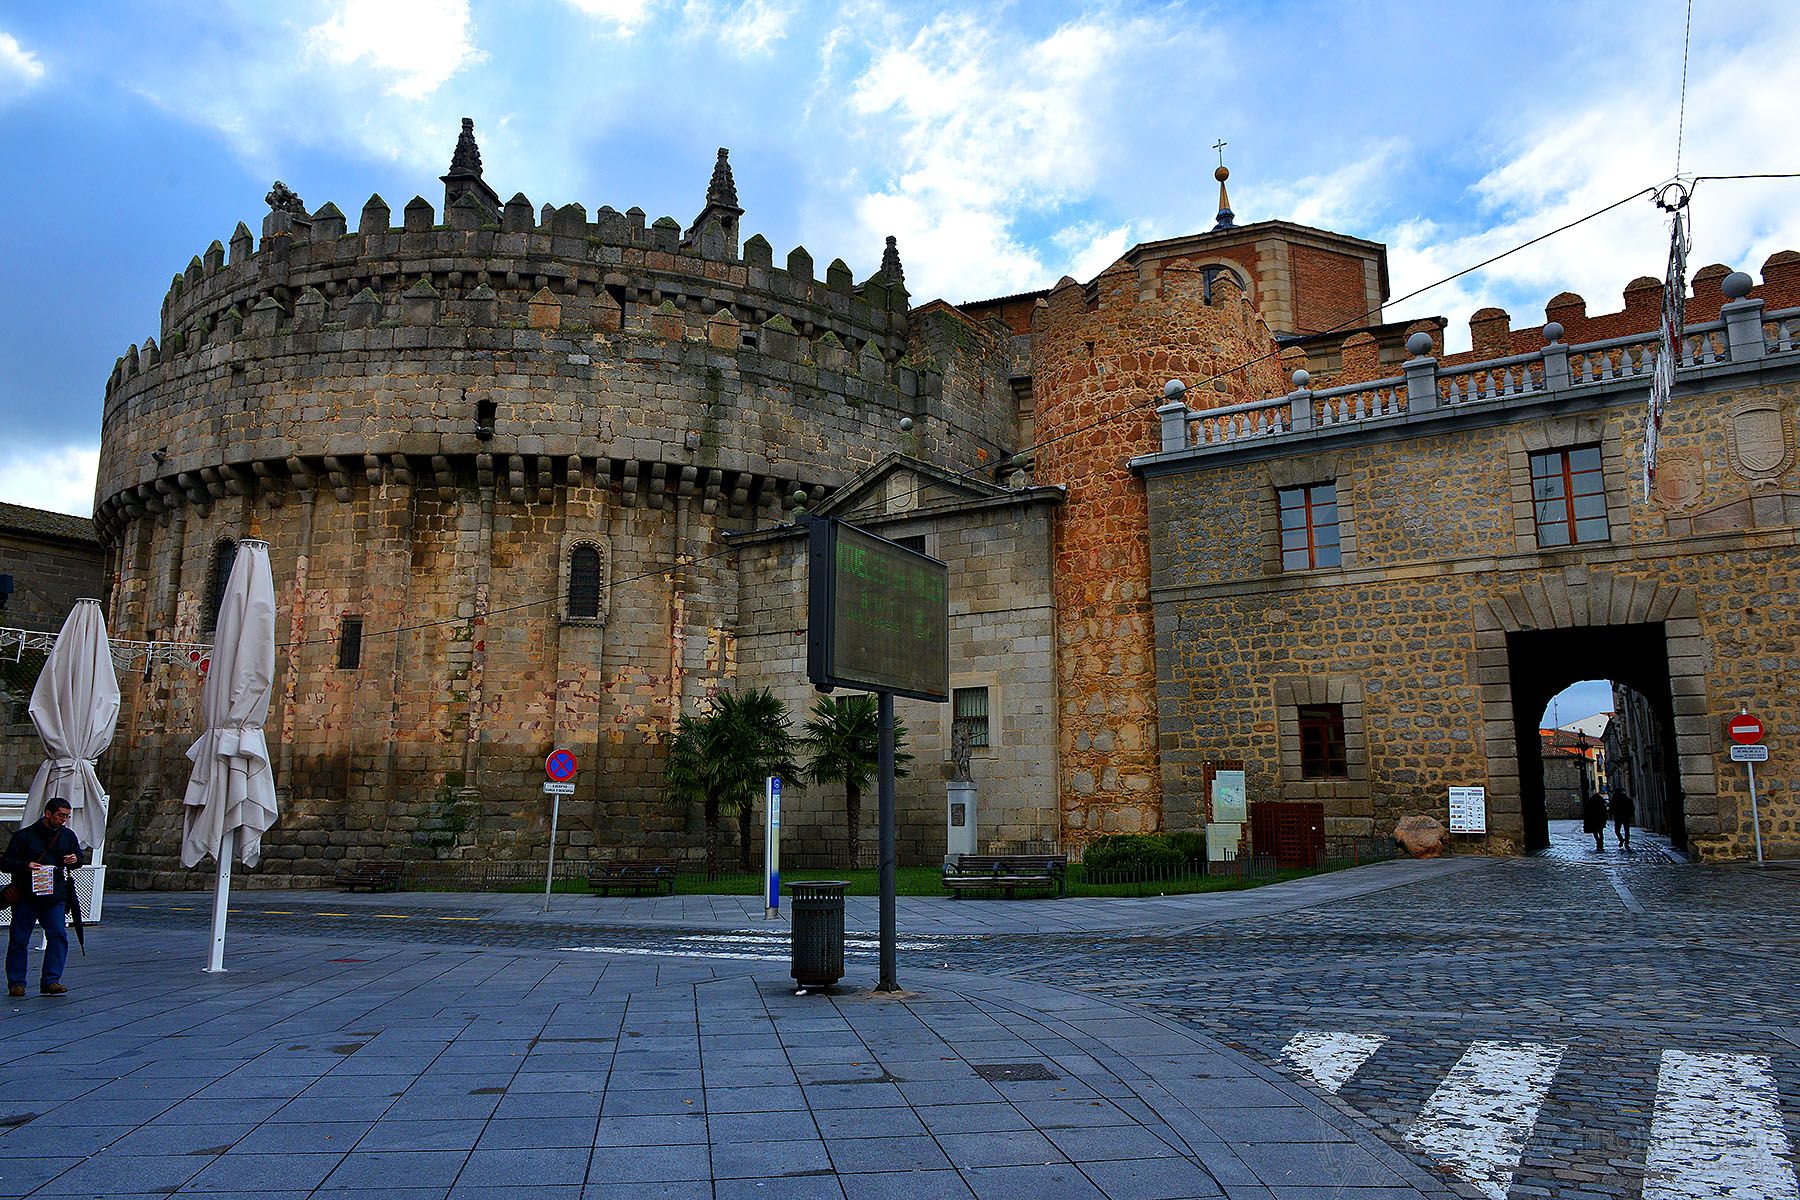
[877, 691, 897, 993]
[765, 776, 782, 920]
[544, 749, 579, 910]
[1728, 709, 1767, 864]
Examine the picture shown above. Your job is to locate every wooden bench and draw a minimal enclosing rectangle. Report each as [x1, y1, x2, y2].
[334, 860, 403, 893]
[943, 854, 1067, 899]
[588, 859, 679, 897]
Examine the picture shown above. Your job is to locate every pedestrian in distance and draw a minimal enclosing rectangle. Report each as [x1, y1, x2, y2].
[1609, 786, 1635, 852]
[3, 796, 85, 998]
[1582, 790, 1608, 853]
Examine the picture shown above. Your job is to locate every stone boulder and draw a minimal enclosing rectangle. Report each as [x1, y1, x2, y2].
[1393, 814, 1448, 859]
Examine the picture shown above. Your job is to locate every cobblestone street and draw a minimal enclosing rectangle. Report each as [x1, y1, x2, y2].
[954, 847, 1800, 1198]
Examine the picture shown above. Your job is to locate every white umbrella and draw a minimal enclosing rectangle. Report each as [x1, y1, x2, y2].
[179, 538, 279, 972]
[22, 598, 122, 860]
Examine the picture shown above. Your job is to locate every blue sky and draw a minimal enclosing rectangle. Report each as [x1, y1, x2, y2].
[2, 0, 1797, 530]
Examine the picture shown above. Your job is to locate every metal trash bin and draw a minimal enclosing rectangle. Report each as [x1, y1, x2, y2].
[789, 880, 848, 989]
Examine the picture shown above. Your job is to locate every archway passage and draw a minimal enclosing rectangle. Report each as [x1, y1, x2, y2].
[1508, 623, 1686, 853]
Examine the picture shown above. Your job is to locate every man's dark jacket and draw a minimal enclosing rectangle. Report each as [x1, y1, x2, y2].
[1, 820, 86, 900]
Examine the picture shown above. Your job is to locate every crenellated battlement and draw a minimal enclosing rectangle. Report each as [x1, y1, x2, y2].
[1307, 252, 1800, 386]
[116, 128, 909, 411]
[91, 122, 1033, 548]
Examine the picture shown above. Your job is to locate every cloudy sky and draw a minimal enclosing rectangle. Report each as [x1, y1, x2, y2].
[1, 0, 1796, 521]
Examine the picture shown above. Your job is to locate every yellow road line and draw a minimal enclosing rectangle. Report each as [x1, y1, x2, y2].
[372, 914, 409, 920]
[262, 909, 295, 914]
[315, 912, 350, 917]
[436, 916, 480, 922]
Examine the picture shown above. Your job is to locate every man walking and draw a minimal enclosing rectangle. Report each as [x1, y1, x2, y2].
[1609, 787, 1635, 853]
[3, 796, 84, 997]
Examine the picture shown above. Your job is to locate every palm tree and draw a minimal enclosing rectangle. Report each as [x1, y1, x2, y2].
[802, 694, 912, 868]
[665, 689, 799, 877]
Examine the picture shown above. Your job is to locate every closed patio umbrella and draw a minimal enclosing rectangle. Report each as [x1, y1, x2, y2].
[22, 598, 121, 860]
[179, 538, 279, 972]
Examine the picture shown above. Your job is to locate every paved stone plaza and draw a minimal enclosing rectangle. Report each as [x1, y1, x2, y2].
[2, 845, 1795, 1199]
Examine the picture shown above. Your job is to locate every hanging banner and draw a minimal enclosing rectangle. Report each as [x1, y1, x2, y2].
[1645, 211, 1689, 499]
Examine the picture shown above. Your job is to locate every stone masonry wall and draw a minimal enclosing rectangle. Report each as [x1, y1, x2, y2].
[1031, 264, 1285, 844]
[90, 170, 1026, 884]
[1145, 367, 1800, 861]
[733, 490, 1060, 867]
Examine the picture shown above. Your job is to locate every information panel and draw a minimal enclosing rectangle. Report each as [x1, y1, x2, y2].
[806, 517, 949, 701]
[1448, 785, 1488, 833]
[1210, 770, 1247, 824]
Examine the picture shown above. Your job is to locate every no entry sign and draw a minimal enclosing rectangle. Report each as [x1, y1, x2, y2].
[1728, 714, 1765, 745]
[546, 748, 578, 781]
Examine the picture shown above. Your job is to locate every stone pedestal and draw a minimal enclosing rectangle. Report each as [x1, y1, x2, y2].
[946, 780, 977, 858]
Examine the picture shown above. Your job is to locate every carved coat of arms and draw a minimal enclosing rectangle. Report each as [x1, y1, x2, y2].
[1725, 399, 1794, 486]
[1651, 448, 1704, 511]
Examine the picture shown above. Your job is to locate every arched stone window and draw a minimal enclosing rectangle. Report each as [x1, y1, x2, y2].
[204, 538, 237, 633]
[562, 537, 609, 624]
[1200, 264, 1247, 304]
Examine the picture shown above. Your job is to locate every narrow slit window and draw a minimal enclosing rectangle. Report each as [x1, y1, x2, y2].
[567, 544, 602, 619]
[204, 539, 237, 633]
[337, 616, 363, 670]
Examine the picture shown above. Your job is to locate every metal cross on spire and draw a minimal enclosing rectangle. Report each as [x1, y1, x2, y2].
[1213, 139, 1228, 168]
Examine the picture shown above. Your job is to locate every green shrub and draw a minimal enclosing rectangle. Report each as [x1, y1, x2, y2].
[1082, 834, 1183, 873]
[1166, 830, 1207, 866]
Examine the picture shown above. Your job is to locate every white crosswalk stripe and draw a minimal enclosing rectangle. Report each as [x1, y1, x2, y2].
[1644, 1049, 1800, 1200]
[1279, 1030, 1386, 1093]
[1279, 1030, 1800, 1199]
[1402, 1039, 1563, 1200]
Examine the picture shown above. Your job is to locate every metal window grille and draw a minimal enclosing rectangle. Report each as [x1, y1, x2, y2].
[336, 616, 363, 670]
[567, 545, 602, 619]
[1297, 704, 1348, 779]
[1278, 482, 1341, 571]
[894, 535, 926, 553]
[1530, 445, 1608, 547]
[953, 686, 990, 747]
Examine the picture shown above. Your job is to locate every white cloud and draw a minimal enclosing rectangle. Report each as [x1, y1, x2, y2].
[1378, 19, 1800, 351]
[563, 0, 793, 54]
[841, 12, 1193, 303]
[307, 0, 485, 100]
[563, 0, 661, 36]
[682, 0, 793, 55]
[0, 443, 99, 518]
[0, 30, 46, 103]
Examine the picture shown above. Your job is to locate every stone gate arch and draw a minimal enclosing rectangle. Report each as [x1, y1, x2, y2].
[1473, 566, 1716, 852]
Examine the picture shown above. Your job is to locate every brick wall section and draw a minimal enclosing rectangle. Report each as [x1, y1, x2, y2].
[1031, 264, 1285, 844]
[1290, 244, 1374, 336]
[1144, 369, 1800, 861]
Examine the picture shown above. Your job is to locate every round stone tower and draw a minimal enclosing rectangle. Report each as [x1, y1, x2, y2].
[1029, 258, 1285, 843]
[92, 121, 1004, 885]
